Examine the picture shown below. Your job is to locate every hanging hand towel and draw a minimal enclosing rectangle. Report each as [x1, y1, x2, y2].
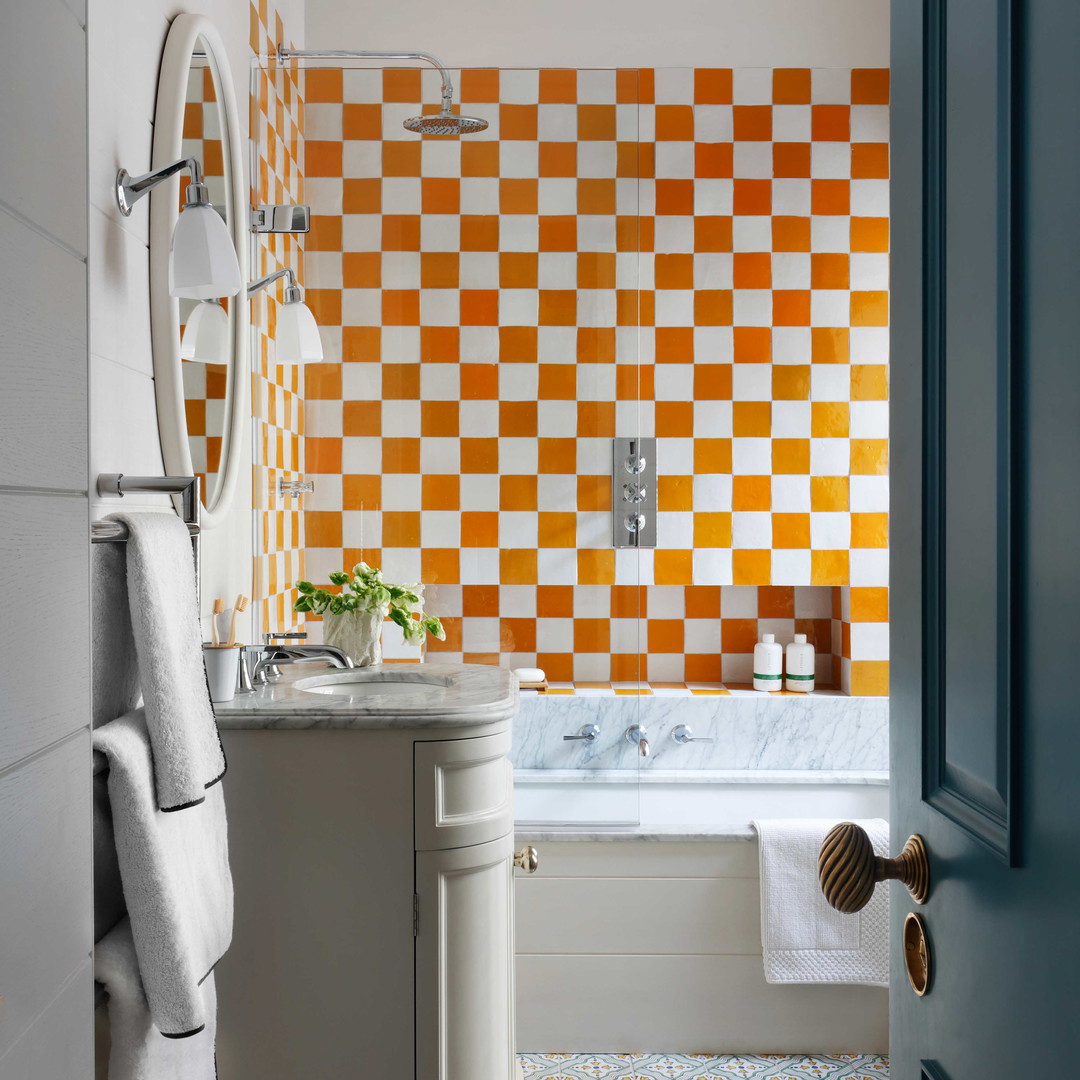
[94, 709, 233, 1038]
[752, 817, 889, 986]
[108, 510, 226, 811]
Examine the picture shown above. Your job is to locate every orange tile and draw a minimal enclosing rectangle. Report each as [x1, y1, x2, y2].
[685, 654, 723, 682]
[695, 290, 733, 326]
[381, 437, 421, 473]
[578, 104, 617, 140]
[696, 142, 733, 178]
[343, 177, 381, 214]
[383, 510, 421, 547]
[575, 618, 611, 653]
[305, 140, 342, 177]
[655, 254, 694, 290]
[655, 327, 694, 363]
[305, 68, 342, 102]
[461, 511, 499, 547]
[721, 617, 759, 654]
[617, 140, 643, 178]
[851, 364, 889, 401]
[733, 253, 772, 289]
[501, 104, 538, 140]
[343, 473, 381, 511]
[811, 549, 849, 586]
[500, 549, 538, 585]
[540, 69, 578, 103]
[499, 178, 538, 216]
[499, 400, 537, 436]
[733, 475, 771, 511]
[539, 289, 577, 325]
[695, 364, 733, 399]
[427, 617, 462, 653]
[422, 177, 460, 214]
[733, 105, 772, 141]
[460, 289, 499, 326]
[812, 179, 850, 215]
[305, 511, 342, 548]
[422, 549, 460, 585]
[773, 68, 811, 104]
[383, 141, 422, 177]
[773, 216, 810, 252]
[383, 68, 421, 102]
[460, 215, 500, 252]
[577, 252, 616, 290]
[610, 653, 645, 681]
[851, 216, 890, 252]
[461, 141, 499, 177]
[812, 401, 850, 438]
[658, 472, 694, 509]
[500, 617, 537, 652]
[420, 326, 459, 363]
[501, 325, 538, 363]
[733, 179, 771, 215]
[381, 289, 420, 325]
[539, 364, 577, 400]
[759, 585, 796, 618]
[343, 251, 381, 288]
[773, 438, 810, 474]
[538, 511, 577, 549]
[733, 402, 771, 438]
[850, 660, 889, 696]
[419, 252, 459, 290]
[812, 104, 850, 141]
[811, 475, 849, 512]
[576, 474, 610, 512]
[852, 68, 890, 105]
[306, 363, 342, 401]
[852, 143, 890, 179]
[685, 586, 721, 619]
[382, 214, 421, 251]
[773, 290, 811, 326]
[695, 68, 732, 104]
[733, 326, 771, 363]
[342, 103, 381, 140]
[649, 616, 686, 651]
[694, 512, 732, 548]
[656, 104, 695, 140]
[849, 586, 889, 623]
[501, 474, 537, 511]
[577, 399, 615, 435]
[851, 290, 889, 326]
[463, 585, 500, 616]
[811, 327, 850, 364]
[539, 142, 577, 177]
[578, 178, 617, 215]
[307, 436, 341, 474]
[501, 252, 539, 289]
[811, 253, 850, 290]
[538, 437, 576, 474]
[656, 179, 695, 215]
[772, 142, 811, 178]
[459, 364, 498, 400]
[852, 512, 889, 548]
[772, 513, 810, 548]
[538, 215, 577, 252]
[773, 365, 811, 400]
[459, 68, 500, 102]
[733, 550, 771, 586]
[421, 401, 460, 437]
[460, 437, 499, 473]
[694, 438, 731, 474]
[535, 584, 573, 618]
[305, 289, 341, 327]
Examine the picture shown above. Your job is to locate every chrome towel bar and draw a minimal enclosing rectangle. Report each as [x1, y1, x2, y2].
[91, 474, 201, 542]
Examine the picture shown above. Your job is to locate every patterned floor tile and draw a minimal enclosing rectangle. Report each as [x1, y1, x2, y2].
[517, 1054, 889, 1080]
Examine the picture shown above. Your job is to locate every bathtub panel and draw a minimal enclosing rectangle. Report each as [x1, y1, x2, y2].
[516, 954, 888, 1054]
[516, 876, 761, 956]
[513, 840, 759, 879]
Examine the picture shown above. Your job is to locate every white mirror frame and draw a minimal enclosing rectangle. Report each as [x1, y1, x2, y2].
[149, 14, 248, 529]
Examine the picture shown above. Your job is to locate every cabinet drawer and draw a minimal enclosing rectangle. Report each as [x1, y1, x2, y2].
[414, 731, 513, 851]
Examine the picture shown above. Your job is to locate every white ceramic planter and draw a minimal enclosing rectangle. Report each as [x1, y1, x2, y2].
[323, 610, 384, 666]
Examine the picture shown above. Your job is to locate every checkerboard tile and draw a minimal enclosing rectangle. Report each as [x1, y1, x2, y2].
[294, 65, 889, 691]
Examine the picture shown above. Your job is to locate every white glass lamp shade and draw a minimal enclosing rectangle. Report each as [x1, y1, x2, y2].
[180, 299, 229, 362]
[276, 298, 324, 363]
[169, 202, 243, 299]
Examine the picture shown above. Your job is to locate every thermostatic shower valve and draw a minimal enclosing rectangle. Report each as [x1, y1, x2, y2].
[612, 437, 657, 548]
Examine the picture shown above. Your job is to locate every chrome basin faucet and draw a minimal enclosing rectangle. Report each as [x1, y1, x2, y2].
[244, 632, 355, 685]
[625, 724, 650, 758]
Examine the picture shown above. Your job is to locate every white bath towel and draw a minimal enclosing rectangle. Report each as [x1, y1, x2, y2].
[93, 709, 233, 1037]
[108, 510, 226, 812]
[752, 817, 889, 986]
[95, 917, 218, 1080]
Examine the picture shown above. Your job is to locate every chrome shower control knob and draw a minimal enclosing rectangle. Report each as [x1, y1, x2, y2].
[671, 724, 714, 745]
[624, 513, 646, 533]
[563, 724, 600, 743]
[622, 482, 648, 503]
[623, 454, 647, 475]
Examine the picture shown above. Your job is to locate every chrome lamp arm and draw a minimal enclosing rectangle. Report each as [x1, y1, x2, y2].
[116, 156, 205, 217]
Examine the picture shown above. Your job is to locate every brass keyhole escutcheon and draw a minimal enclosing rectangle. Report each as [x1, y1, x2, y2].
[903, 912, 931, 996]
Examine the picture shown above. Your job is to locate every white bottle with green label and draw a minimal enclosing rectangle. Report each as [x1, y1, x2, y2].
[785, 633, 815, 692]
[753, 633, 783, 692]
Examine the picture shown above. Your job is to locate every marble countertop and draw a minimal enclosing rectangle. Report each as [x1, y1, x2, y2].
[515, 824, 758, 843]
[213, 662, 518, 729]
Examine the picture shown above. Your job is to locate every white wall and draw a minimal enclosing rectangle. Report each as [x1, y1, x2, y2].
[87, 0, 303, 630]
[306, 0, 888, 69]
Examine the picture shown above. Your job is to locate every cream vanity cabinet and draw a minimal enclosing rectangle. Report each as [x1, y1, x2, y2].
[213, 665, 522, 1080]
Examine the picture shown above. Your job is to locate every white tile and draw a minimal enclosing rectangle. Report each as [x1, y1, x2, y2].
[500, 68, 539, 104]
[380, 474, 421, 511]
[692, 548, 732, 586]
[580, 142, 619, 179]
[850, 474, 890, 513]
[577, 216, 617, 251]
[809, 438, 850, 474]
[849, 326, 890, 365]
[498, 289, 538, 325]
[732, 143, 772, 179]
[458, 400, 499, 437]
[341, 436, 382, 475]
[812, 69, 851, 104]
[811, 511, 851, 548]
[342, 362, 382, 400]
[500, 142, 540, 179]
[341, 288, 382, 325]
[771, 474, 811, 513]
[420, 140, 461, 178]
[811, 289, 850, 327]
[537, 104, 577, 141]
[381, 251, 420, 288]
[850, 105, 890, 143]
[721, 585, 760, 618]
[653, 68, 694, 104]
[693, 474, 732, 511]
[460, 177, 499, 213]
[810, 364, 851, 402]
[499, 438, 539, 474]
[420, 510, 461, 547]
[657, 512, 694, 548]
[731, 437, 772, 474]
[658, 437, 695, 474]
[732, 511, 772, 548]
[731, 216, 772, 252]
[459, 326, 499, 362]
[537, 549, 577, 586]
[537, 474, 577, 511]
[732, 363, 772, 400]
[500, 214, 539, 251]
[500, 585, 536, 618]
[794, 585, 834, 618]
[771, 105, 811, 142]
[537, 401, 578, 437]
[849, 401, 890, 438]
[811, 142, 851, 179]
[695, 178, 734, 215]
[382, 178, 421, 214]
[304, 103, 342, 140]
[460, 475, 500, 510]
[655, 142, 696, 179]
[772, 401, 811, 438]
[419, 213, 460, 251]
[653, 216, 695, 253]
[500, 365, 540, 400]
[342, 141, 382, 178]
[732, 68, 773, 105]
[537, 178, 578, 215]
[810, 215, 850, 253]
[851, 180, 890, 217]
[772, 325, 812, 363]
[731, 290, 771, 328]
[459, 252, 500, 289]
[851, 622, 889, 662]
[693, 400, 733, 438]
[343, 213, 382, 250]
[577, 69, 617, 104]
[381, 325, 421, 363]
[693, 104, 734, 142]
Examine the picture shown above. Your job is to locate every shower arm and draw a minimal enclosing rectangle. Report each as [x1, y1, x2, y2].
[276, 46, 456, 114]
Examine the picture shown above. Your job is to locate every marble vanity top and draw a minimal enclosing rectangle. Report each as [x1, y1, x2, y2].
[213, 662, 518, 729]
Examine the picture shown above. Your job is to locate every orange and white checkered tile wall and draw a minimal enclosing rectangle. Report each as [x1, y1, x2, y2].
[298, 65, 889, 694]
[250, 1, 306, 636]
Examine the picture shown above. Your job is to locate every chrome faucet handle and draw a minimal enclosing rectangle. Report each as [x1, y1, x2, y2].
[625, 725, 650, 758]
[563, 724, 600, 743]
[265, 631, 308, 644]
[671, 724, 714, 745]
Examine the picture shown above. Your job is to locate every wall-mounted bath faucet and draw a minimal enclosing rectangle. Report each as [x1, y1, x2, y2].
[563, 724, 600, 743]
[625, 725, 650, 758]
[671, 724, 714, 745]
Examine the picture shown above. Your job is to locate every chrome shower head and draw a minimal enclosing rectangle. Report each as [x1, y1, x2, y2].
[402, 111, 489, 135]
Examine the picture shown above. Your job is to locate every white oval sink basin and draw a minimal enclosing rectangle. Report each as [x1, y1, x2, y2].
[295, 670, 454, 699]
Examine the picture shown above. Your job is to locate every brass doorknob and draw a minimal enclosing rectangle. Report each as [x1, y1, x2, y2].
[513, 845, 539, 874]
[818, 822, 929, 913]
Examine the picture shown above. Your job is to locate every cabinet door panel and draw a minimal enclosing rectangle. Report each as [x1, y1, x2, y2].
[415, 835, 517, 1080]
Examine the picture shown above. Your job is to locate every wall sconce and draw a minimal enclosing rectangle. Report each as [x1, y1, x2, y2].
[180, 299, 229, 363]
[115, 157, 242, 299]
[247, 267, 324, 363]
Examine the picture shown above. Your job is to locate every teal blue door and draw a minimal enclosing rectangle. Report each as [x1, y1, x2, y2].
[890, 1, 1080, 1075]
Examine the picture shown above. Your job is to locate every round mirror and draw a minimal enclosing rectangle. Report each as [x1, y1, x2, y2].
[149, 15, 248, 528]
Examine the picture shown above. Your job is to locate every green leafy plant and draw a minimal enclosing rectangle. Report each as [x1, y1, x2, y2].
[292, 562, 445, 646]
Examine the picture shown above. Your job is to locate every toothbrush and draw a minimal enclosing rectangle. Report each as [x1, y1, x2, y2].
[211, 598, 225, 646]
[227, 595, 249, 647]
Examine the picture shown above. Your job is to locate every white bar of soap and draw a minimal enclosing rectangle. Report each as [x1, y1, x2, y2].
[512, 667, 546, 684]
